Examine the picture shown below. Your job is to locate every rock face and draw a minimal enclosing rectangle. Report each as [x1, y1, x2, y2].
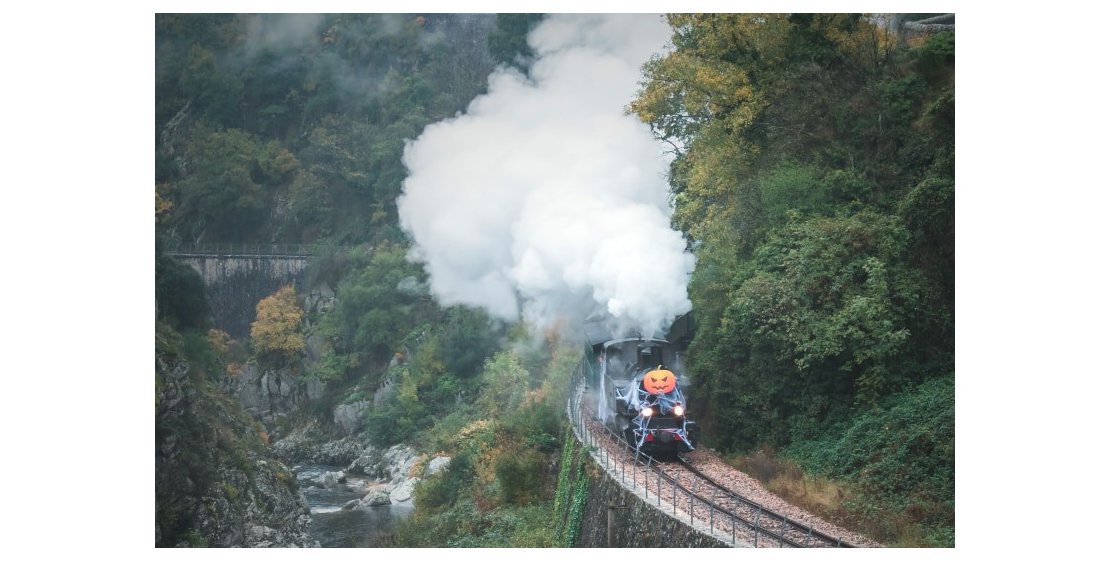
[333, 400, 370, 435]
[272, 422, 370, 466]
[276, 433, 427, 505]
[231, 363, 319, 432]
[304, 375, 324, 402]
[425, 456, 451, 477]
[302, 284, 336, 316]
[156, 343, 316, 548]
[389, 478, 419, 503]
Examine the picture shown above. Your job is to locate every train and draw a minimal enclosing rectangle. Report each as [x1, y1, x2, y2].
[585, 323, 698, 457]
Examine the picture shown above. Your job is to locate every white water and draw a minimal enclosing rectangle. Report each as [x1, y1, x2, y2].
[293, 464, 413, 547]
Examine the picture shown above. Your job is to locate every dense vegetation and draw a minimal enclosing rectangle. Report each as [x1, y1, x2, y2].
[155, 12, 534, 435]
[384, 341, 581, 547]
[631, 14, 954, 545]
[157, 13, 550, 546]
[155, 13, 953, 548]
[156, 14, 505, 246]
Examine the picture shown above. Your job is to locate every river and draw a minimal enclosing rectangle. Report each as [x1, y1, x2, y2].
[293, 464, 414, 547]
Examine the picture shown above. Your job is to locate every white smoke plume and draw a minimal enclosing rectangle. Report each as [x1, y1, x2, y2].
[397, 14, 693, 337]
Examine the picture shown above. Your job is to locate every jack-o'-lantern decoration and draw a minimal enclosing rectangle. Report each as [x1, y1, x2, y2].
[643, 368, 676, 395]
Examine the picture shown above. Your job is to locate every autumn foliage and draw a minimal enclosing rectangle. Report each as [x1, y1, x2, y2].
[250, 285, 305, 367]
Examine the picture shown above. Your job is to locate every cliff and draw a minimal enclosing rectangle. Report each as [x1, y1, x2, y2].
[155, 325, 316, 547]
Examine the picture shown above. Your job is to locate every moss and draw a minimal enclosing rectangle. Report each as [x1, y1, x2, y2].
[221, 483, 241, 501]
[184, 529, 208, 547]
[564, 468, 589, 547]
[275, 469, 297, 492]
[552, 431, 575, 525]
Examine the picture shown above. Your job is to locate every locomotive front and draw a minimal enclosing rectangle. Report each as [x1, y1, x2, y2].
[621, 366, 696, 454]
[599, 338, 697, 456]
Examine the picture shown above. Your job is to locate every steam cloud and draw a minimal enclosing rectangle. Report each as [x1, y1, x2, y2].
[398, 14, 693, 337]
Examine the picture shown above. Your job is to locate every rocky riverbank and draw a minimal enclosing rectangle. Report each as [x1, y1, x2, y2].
[273, 422, 450, 509]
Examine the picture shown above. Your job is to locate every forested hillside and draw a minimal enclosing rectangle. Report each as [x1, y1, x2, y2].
[154, 13, 547, 547]
[155, 12, 540, 437]
[156, 14, 522, 245]
[154, 13, 953, 547]
[632, 14, 954, 544]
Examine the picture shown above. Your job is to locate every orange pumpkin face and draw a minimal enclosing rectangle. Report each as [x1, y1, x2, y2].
[644, 369, 676, 394]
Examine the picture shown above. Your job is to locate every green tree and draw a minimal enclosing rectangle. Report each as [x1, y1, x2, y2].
[692, 212, 922, 449]
[487, 14, 544, 70]
[439, 306, 504, 379]
[476, 351, 529, 415]
[328, 244, 431, 361]
[155, 251, 209, 330]
[168, 127, 283, 242]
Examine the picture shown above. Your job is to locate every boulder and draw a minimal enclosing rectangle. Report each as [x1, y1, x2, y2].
[232, 363, 305, 430]
[314, 437, 369, 466]
[424, 456, 451, 477]
[317, 470, 345, 489]
[362, 490, 392, 507]
[247, 525, 277, 542]
[382, 444, 421, 483]
[389, 477, 420, 503]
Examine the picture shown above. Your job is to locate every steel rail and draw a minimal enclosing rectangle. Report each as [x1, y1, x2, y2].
[673, 455, 852, 547]
[567, 361, 852, 547]
[579, 401, 801, 547]
[569, 369, 801, 547]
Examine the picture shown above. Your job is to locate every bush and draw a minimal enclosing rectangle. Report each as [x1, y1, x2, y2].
[915, 32, 955, 77]
[155, 252, 209, 329]
[788, 376, 954, 497]
[784, 375, 954, 544]
[365, 404, 421, 448]
[423, 405, 480, 453]
[439, 306, 504, 379]
[494, 450, 544, 506]
[413, 450, 475, 512]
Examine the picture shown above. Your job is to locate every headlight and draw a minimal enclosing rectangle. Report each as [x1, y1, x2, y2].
[640, 406, 654, 417]
[673, 405, 684, 417]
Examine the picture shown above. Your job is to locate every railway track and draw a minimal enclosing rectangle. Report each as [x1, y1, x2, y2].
[667, 455, 852, 547]
[571, 378, 854, 547]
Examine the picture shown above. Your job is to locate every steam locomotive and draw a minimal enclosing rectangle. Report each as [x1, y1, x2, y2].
[586, 326, 697, 457]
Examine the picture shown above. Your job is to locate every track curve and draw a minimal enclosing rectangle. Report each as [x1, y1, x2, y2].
[568, 363, 867, 547]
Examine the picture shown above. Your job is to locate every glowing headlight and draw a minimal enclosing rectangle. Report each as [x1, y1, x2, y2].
[640, 407, 654, 418]
[673, 405, 685, 417]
